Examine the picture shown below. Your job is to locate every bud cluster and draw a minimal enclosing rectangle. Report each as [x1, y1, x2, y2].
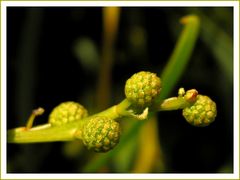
[182, 95, 217, 127]
[49, 101, 88, 126]
[125, 71, 161, 108]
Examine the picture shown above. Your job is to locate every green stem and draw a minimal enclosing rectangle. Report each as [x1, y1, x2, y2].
[7, 95, 192, 144]
[7, 99, 131, 144]
[157, 88, 198, 111]
[158, 96, 191, 111]
[7, 96, 190, 144]
[7, 123, 79, 143]
[97, 99, 131, 119]
[155, 15, 200, 102]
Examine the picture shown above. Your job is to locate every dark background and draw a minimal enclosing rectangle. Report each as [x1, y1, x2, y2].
[7, 7, 233, 173]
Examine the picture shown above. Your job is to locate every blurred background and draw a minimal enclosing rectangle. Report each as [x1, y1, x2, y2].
[7, 7, 233, 173]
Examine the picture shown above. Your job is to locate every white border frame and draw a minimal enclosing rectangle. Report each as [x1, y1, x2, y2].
[1, 1, 239, 179]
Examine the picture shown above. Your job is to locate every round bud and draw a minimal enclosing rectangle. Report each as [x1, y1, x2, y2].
[82, 116, 120, 152]
[125, 71, 161, 108]
[182, 95, 217, 127]
[49, 101, 88, 126]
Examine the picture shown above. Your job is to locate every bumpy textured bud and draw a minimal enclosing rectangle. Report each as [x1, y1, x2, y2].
[82, 116, 120, 152]
[125, 71, 161, 108]
[49, 101, 88, 126]
[182, 95, 217, 127]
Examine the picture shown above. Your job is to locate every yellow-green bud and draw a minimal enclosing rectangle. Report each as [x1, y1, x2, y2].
[182, 95, 217, 127]
[49, 101, 88, 126]
[82, 116, 120, 152]
[125, 71, 161, 108]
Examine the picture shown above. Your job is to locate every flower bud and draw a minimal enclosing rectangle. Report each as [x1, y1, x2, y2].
[125, 71, 161, 108]
[49, 101, 88, 126]
[82, 116, 121, 152]
[182, 95, 217, 127]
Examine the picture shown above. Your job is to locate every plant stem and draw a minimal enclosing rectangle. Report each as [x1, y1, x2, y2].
[96, 7, 120, 110]
[7, 95, 192, 144]
[97, 99, 131, 119]
[155, 15, 200, 103]
[7, 99, 131, 144]
[158, 96, 191, 111]
[7, 123, 79, 143]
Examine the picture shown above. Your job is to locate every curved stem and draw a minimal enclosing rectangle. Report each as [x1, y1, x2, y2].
[26, 107, 44, 129]
[155, 15, 200, 103]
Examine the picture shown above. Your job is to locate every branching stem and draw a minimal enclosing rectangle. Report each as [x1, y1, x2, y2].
[7, 90, 194, 144]
[7, 99, 131, 143]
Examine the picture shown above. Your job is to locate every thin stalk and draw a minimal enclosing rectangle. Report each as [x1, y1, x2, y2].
[96, 7, 120, 110]
[156, 15, 200, 102]
[26, 107, 44, 129]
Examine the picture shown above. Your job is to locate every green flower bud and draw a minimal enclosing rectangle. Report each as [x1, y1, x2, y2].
[125, 71, 161, 108]
[49, 101, 88, 126]
[182, 95, 217, 127]
[82, 116, 120, 152]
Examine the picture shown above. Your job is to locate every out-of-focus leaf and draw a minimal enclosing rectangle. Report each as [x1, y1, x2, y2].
[199, 13, 233, 84]
[132, 116, 165, 173]
[112, 121, 139, 172]
[156, 15, 200, 102]
[132, 15, 200, 173]
[96, 7, 121, 110]
[73, 37, 99, 72]
[62, 141, 84, 159]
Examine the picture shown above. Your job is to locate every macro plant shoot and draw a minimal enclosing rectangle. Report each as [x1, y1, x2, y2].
[6, 6, 233, 174]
